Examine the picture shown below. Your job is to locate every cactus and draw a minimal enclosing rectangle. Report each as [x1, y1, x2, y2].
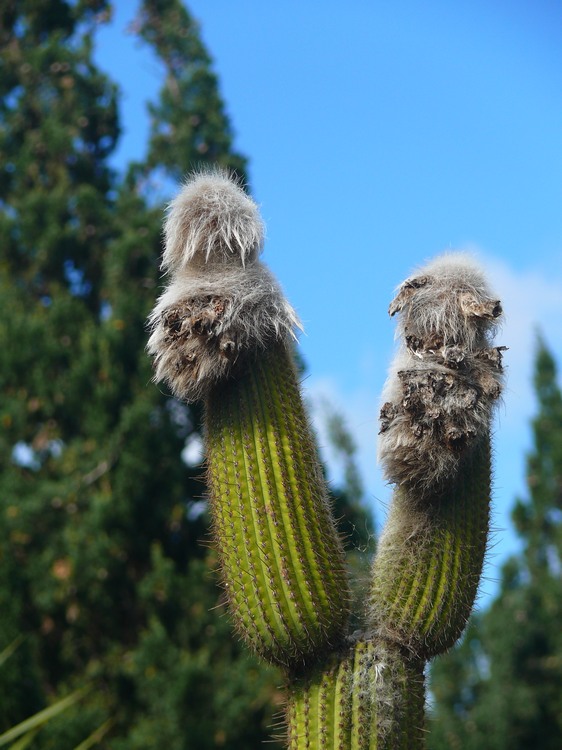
[147, 171, 505, 748]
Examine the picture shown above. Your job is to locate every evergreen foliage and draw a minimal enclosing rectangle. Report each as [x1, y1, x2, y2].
[0, 2, 372, 747]
[429, 338, 562, 750]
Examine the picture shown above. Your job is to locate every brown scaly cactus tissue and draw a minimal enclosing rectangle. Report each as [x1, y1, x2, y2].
[147, 170, 301, 402]
[378, 252, 506, 494]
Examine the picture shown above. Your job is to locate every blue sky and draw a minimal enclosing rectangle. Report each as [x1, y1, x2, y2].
[95, 1, 562, 603]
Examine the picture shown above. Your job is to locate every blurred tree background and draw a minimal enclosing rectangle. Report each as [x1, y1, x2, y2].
[429, 338, 562, 750]
[2, 1, 561, 749]
[0, 1, 372, 747]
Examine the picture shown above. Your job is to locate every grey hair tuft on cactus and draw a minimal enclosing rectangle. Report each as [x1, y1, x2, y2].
[378, 252, 506, 493]
[161, 168, 264, 271]
[147, 171, 301, 402]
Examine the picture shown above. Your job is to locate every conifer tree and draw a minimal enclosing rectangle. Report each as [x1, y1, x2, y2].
[0, 2, 371, 747]
[429, 338, 562, 750]
[0, 1, 274, 746]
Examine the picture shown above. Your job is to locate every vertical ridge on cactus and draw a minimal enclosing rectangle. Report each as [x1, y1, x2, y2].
[206, 342, 351, 666]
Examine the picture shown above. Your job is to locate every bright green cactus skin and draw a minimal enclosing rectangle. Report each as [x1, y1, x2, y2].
[205, 342, 350, 667]
[204, 344, 493, 746]
[149, 175, 500, 747]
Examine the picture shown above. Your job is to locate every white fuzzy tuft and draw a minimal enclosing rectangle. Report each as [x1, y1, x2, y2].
[344, 640, 424, 741]
[378, 252, 505, 492]
[162, 170, 264, 272]
[147, 171, 300, 402]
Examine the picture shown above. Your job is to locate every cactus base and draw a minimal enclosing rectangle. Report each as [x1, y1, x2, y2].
[287, 641, 425, 749]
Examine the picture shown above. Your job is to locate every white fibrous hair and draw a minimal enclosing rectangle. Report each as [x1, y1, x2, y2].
[147, 171, 301, 402]
[161, 170, 264, 272]
[378, 252, 506, 493]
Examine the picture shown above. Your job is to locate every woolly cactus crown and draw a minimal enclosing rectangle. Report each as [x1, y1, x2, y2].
[147, 171, 299, 402]
[389, 252, 502, 350]
[378, 251, 505, 492]
[161, 170, 265, 272]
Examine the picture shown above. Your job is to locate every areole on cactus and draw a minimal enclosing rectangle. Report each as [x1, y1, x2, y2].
[147, 171, 505, 748]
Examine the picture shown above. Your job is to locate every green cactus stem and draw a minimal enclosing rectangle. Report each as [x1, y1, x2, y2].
[205, 340, 351, 666]
[147, 174, 506, 749]
[368, 435, 491, 658]
[286, 641, 425, 749]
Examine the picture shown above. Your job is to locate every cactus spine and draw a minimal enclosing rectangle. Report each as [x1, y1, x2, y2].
[147, 172, 506, 748]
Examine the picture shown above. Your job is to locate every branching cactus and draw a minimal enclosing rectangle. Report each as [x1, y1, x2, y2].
[147, 171, 506, 748]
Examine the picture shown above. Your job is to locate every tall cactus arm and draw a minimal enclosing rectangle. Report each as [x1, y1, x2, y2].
[369, 253, 505, 658]
[147, 172, 351, 667]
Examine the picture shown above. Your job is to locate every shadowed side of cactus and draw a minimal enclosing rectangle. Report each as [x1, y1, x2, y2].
[147, 171, 350, 667]
[206, 342, 350, 664]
